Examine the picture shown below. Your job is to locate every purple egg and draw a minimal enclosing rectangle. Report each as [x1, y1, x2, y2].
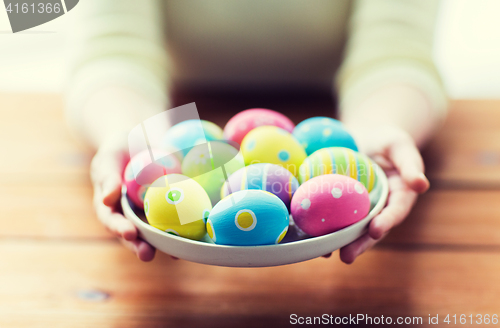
[221, 163, 299, 209]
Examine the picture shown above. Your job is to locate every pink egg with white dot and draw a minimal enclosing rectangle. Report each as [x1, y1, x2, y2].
[290, 174, 370, 237]
[223, 108, 295, 145]
[124, 149, 182, 209]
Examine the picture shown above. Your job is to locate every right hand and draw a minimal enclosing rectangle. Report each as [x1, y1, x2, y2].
[90, 133, 156, 261]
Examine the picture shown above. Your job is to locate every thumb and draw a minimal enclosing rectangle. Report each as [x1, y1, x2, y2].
[90, 139, 129, 208]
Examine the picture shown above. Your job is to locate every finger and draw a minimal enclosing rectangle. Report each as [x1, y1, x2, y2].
[370, 154, 394, 171]
[106, 214, 138, 241]
[90, 149, 128, 206]
[120, 238, 156, 262]
[90, 148, 127, 185]
[340, 232, 386, 264]
[102, 173, 123, 207]
[388, 138, 429, 193]
[97, 210, 138, 241]
[369, 175, 418, 240]
[94, 188, 138, 241]
[95, 179, 155, 262]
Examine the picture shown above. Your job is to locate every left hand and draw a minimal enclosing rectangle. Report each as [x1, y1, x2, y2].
[90, 133, 157, 262]
[332, 126, 430, 264]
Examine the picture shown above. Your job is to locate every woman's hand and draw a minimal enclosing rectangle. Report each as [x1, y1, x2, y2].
[90, 133, 156, 261]
[337, 126, 430, 264]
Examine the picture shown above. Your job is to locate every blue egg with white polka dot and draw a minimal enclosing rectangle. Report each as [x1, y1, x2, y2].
[292, 117, 358, 155]
[206, 190, 289, 246]
[162, 119, 223, 158]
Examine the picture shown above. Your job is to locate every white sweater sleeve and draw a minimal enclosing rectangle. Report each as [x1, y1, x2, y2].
[336, 0, 448, 122]
[64, 0, 169, 139]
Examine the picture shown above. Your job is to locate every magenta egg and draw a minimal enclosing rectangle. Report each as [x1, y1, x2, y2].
[124, 149, 182, 208]
[291, 174, 370, 236]
[223, 108, 295, 145]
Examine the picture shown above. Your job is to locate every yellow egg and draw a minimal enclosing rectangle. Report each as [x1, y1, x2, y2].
[240, 126, 307, 177]
[144, 174, 212, 240]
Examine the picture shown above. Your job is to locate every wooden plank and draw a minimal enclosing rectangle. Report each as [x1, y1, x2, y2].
[382, 190, 500, 247]
[0, 92, 91, 187]
[0, 241, 498, 327]
[0, 185, 110, 239]
[1, 92, 499, 328]
[0, 93, 109, 239]
[438, 100, 500, 130]
[423, 100, 500, 187]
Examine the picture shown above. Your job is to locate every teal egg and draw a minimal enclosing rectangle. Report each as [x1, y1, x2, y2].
[162, 120, 223, 158]
[293, 117, 358, 155]
[206, 190, 289, 246]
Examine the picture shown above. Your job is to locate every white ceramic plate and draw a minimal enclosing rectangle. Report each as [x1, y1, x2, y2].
[122, 164, 389, 267]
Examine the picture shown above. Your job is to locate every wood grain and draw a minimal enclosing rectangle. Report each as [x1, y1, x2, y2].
[0, 185, 110, 239]
[423, 100, 500, 187]
[2, 92, 500, 327]
[0, 92, 91, 187]
[0, 242, 498, 328]
[382, 190, 500, 247]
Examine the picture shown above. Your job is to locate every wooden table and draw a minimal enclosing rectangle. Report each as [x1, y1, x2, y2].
[1, 92, 500, 327]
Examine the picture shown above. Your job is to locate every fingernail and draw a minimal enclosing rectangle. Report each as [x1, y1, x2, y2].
[417, 173, 430, 192]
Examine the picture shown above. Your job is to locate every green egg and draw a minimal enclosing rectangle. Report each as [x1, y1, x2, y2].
[298, 147, 378, 192]
[182, 141, 245, 205]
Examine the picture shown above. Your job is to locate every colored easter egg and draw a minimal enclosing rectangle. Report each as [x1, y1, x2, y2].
[221, 163, 299, 210]
[124, 149, 182, 208]
[241, 126, 307, 177]
[291, 174, 370, 237]
[293, 117, 358, 155]
[206, 190, 289, 246]
[144, 174, 212, 240]
[182, 141, 245, 205]
[223, 108, 295, 145]
[162, 119, 223, 158]
[298, 147, 378, 192]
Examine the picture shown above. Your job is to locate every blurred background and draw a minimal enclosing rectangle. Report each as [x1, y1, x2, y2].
[1, 0, 500, 99]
